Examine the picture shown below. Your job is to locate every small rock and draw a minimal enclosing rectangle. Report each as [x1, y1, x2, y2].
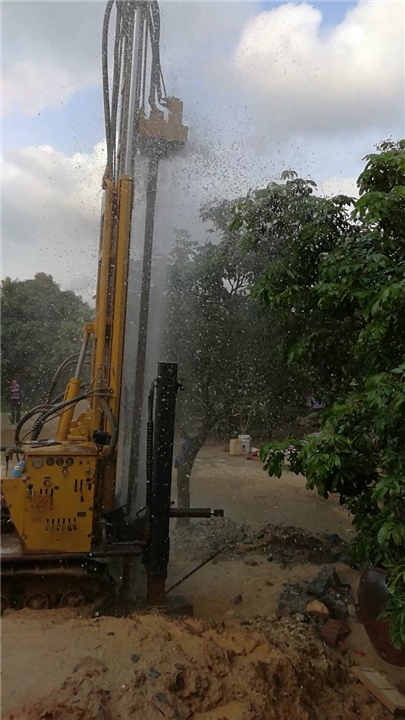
[148, 667, 161, 680]
[131, 654, 140, 664]
[306, 600, 329, 620]
[348, 604, 357, 617]
[337, 621, 351, 638]
[265, 580, 274, 587]
[321, 619, 341, 647]
[244, 559, 258, 567]
[232, 594, 243, 605]
[321, 596, 348, 621]
[107, 632, 115, 636]
[295, 613, 306, 623]
[174, 663, 185, 671]
[321, 618, 351, 647]
[72, 657, 108, 675]
[266, 554, 274, 562]
[283, 550, 294, 559]
[240, 619, 252, 626]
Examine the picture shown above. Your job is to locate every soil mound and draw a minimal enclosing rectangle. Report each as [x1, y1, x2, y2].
[172, 518, 350, 566]
[7, 613, 390, 720]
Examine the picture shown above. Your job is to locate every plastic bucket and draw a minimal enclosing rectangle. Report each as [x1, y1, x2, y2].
[238, 434, 251, 455]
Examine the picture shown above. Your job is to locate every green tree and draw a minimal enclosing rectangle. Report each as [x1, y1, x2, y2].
[249, 141, 405, 647]
[1, 273, 92, 406]
[231, 171, 358, 396]
[163, 213, 313, 520]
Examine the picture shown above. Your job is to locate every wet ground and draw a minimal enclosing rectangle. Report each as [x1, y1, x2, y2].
[1, 418, 404, 718]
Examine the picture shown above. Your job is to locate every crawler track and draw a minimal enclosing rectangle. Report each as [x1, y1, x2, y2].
[1, 558, 115, 615]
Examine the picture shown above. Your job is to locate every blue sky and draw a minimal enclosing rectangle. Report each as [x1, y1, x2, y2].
[261, 1, 357, 23]
[3, 87, 104, 156]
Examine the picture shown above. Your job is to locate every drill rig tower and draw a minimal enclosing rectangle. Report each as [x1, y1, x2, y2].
[1, 0, 222, 614]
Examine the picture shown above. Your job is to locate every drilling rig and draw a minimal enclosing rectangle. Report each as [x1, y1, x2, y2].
[1, 0, 222, 614]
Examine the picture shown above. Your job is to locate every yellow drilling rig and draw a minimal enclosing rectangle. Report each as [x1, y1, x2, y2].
[1, 0, 222, 614]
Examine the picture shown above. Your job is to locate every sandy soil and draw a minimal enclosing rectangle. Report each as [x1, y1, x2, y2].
[1, 419, 404, 718]
[0, 612, 395, 720]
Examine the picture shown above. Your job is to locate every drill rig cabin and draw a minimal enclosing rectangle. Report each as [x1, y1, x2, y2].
[1, 0, 223, 614]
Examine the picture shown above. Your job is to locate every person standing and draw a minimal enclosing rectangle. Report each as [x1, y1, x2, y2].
[10, 380, 22, 425]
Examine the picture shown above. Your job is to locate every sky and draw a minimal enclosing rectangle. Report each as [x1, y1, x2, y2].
[2, 0, 404, 301]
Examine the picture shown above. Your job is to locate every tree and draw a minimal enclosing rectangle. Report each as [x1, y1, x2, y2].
[162, 187, 335, 519]
[230, 172, 359, 397]
[1, 273, 92, 406]
[250, 141, 405, 648]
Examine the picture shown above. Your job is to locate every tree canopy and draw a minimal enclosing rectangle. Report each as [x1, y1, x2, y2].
[162, 184, 352, 516]
[1, 273, 92, 405]
[248, 140, 405, 647]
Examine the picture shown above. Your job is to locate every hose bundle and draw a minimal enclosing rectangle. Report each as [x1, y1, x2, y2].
[102, 0, 168, 181]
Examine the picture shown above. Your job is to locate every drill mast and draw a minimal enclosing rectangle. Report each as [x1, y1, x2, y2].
[1, 1, 222, 615]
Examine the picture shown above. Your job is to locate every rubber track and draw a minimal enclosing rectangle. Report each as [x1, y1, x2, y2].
[1, 559, 115, 616]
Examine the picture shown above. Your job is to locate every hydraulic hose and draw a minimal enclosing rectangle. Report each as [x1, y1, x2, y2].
[30, 391, 108, 442]
[46, 354, 91, 403]
[15, 404, 54, 445]
[102, 0, 115, 179]
[15, 386, 87, 445]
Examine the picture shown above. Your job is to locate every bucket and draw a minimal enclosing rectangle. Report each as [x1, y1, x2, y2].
[238, 434, 251, 455]
[229, 438, 243, 456]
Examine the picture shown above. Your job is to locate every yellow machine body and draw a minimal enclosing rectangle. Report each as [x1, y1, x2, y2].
[2, 446, 98, 554]
[1, 97, 188, 558]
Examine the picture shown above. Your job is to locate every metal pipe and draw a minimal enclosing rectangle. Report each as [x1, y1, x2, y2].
[124, 4, 143, 175]
[98, 397, 118, 461]
[127, 154, 159, 512]
[146, 362, 178, 605]
[169, 508, 223, 518]
[1, 445, 24, 455]
[1, 544, 146, 564]
[165, 548, 226, 596]
[55, 378, 83, 442]
[92, 180, 115, 433]
[74, 331, 91, 379]
[47, 356, 91, 404]
[146, 380, 155, 507]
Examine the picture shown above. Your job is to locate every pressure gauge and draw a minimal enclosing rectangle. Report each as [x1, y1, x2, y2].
[66, 457, 74, 467]
[46, 457, 55, 466]
[32, 457, 43, 469]
[56, 457, 64, 467]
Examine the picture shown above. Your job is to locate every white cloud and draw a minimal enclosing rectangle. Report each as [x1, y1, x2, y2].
[1, 1, 257, 119]
[2, 134, 363, 302]
[2, 2, 400, 297]
[2, 142, 105, 300]
[2, 1, 102, 117]
[317, 175, 358, 199]
[231, 1, 404, 137]
[2, 61, 98, 117]
[1, 134, 248, 298]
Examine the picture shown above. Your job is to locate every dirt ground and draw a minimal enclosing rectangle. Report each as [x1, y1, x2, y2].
[1, 417, 404, 719]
